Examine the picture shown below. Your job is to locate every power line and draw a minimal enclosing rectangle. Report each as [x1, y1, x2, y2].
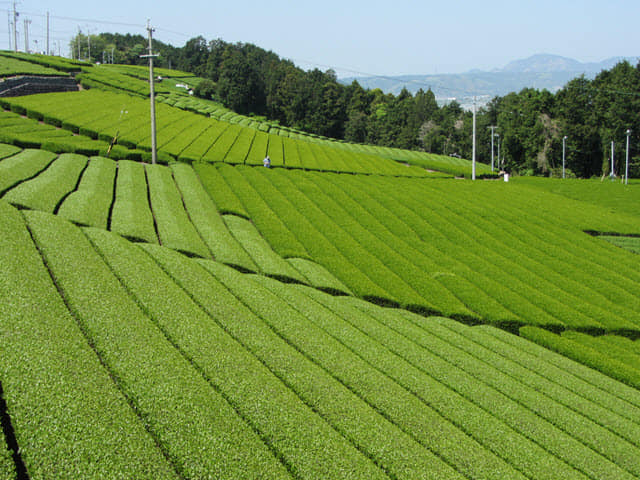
[20, 11, 144, 28]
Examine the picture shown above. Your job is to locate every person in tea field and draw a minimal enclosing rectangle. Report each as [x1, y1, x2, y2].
[263, 155, 271, 168]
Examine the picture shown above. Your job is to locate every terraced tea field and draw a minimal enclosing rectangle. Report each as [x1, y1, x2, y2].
[0, 88, 486, 177]
[3, 192, 640, 479]
[2, 54, 640, 479]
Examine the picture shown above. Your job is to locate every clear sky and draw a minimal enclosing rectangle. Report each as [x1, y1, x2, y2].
[3, 0, 640, 77]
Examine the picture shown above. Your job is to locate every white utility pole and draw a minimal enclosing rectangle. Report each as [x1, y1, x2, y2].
[77, 27, 81, 60]
[625, 129, 631, 185]
[12, 2, 17, 52]
[86, 27, 91, 62]
[46, 11, 49, 55]
[562, 135, 567, 179]
[7, 11, 11, 51]
[488, 126, 497, 172]
[141, 20, 158, 164]
[23, 18, 30, 53]
[611, 141, 615, 179]
[472, 96, 476, 181]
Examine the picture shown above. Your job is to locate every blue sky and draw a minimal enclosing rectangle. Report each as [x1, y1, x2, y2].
[3, 0, 640, 77]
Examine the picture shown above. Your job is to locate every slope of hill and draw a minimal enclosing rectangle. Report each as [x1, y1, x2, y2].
[3, 193, 640, 479]
[1, 53, 640, 478]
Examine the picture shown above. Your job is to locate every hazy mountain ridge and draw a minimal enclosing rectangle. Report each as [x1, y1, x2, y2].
[341, 54, 639, 99]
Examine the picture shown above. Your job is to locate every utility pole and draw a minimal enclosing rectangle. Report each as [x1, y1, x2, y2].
[488, 126, 497, 172]
[23, 18, 30, 53]
[141, 20, 158, 164]
[610, 141, 615, 179]
[46, 11, 49, 55]
[562, 135, 567, 179]
[111, 46, 114, 64]
[77, 27, 81, 60]
[12, 2, 18, 52]
[7, 11, 11, 51]
[625, 129, 631, 185]
[86, 27, 91, 62]
[472, 96, 476, 180]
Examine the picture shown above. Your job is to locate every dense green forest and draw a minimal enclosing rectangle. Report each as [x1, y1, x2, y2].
[73, 33, 640, 177]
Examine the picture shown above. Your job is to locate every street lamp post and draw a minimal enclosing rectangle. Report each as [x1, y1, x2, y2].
[611, 141, 615, 179]
[562, 135, 567, 179]
[626, 129, 632, 185]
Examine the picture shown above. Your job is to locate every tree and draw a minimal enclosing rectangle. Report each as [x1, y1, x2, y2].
[194, 79, 216, 100]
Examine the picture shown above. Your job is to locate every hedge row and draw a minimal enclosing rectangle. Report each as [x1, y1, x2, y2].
[480, 325, 640, 412]
[145, 164, 210, 258]
[425, 181, 640, 331]
[438, 319, 640, 447]
[141, 244, 389, 479]
[109, 160, 158, 244]
[223, 166, 394, 304]
[83, 226, 292, 479]
[2, 153, 87, 213]
[393, 313, 640, 477]
[192, 163, 249, 218]
[1, 90, 438, 176]
[520, 326, 640, 390]
[223, 215, 307, 284]
[0, 107, 145, 159]
[0, 143, 20, 160]
[57, 156, 116, 229]
[170, 163, 257, 272]
[25, 210, 280, 479]
[216, 164, 309, 259]
[213, 268, 533, 480]
[287, 258, 353, 296]
[0, 148, 57, 196]
[292, 288, 605, 480]
[0, 203, 177, 479]
[0, 51, 86, 72]
[365, 176, 597, 329]
[0, 55, 62, 77]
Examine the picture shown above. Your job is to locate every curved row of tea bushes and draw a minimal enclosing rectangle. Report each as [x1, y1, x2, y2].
[0, 202, 179, 479]
[293, 288, 637, 480]
[109, 160, 158, 244]
[0, 91, 440, 176]
[2, 153, 87, 213]
[139, 244, 392, 480]
[170, 163, 258, 272]
[520, 327, 640, 390]
[56, 156, 116, 229]
[83, 227, 293, 479]
[0, 148, 56, 195]
[145, 164, 210, 257]
[25, 210, 289, 480]
[223, 215, 307, 283]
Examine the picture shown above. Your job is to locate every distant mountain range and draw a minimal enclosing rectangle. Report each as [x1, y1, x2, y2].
[340, 54, 639, 103]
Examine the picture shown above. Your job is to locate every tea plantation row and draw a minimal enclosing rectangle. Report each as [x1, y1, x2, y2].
[0, 146, 350, 295]
[2, 199, 640, 478]
[202, 165, 640, 334]
[3, 146, 640, 335]
[0, 89, 484, 177]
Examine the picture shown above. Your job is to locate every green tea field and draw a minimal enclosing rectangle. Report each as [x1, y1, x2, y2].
[1, 54, 640, 479]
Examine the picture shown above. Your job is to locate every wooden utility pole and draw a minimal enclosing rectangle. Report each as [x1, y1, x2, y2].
[141, 20, 158, 164]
